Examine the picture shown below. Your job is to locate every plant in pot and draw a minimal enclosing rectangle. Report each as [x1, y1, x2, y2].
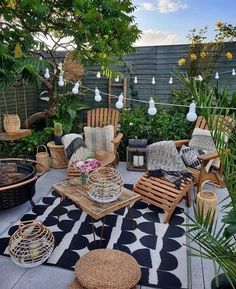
[53, 122, 63, 145]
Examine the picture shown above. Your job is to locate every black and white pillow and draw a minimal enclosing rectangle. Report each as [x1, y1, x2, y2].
[179, 145, 205, 169]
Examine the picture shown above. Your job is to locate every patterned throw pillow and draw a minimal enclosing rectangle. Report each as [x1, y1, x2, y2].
[84, 125, 114, 153]
[179, 145, 205, 169]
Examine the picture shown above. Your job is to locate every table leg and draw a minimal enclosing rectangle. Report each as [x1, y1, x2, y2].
[90, 216, 97, 248]
[99, 217, 106, 247]
[57, 196, 65, 220]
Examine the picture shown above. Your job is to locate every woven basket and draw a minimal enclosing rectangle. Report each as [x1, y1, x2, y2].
[8, 220, 54, 268]
[196, 181, 217, 222]
[47, 141, 68, 169]
[63, 51, 84, 82]
[36, 145, 50, 172]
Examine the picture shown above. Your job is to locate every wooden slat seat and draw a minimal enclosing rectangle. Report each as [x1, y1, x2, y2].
[133, 174, 193, 223]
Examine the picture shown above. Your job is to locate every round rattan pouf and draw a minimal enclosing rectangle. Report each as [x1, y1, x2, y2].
[71, 249, 141, 289]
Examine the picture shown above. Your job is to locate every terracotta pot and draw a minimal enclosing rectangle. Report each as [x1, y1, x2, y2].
[3, 114, 21, 133]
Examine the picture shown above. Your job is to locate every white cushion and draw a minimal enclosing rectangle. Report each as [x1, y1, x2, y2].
[84, 125, 114, 153]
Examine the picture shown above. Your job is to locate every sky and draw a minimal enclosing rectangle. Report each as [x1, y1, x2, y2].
[132, 0, 236, 46]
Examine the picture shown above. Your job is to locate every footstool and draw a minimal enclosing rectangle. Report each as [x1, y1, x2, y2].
[68, 249, 141, 289]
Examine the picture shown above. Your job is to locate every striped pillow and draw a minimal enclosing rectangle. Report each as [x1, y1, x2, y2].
[84, 125, 114, 153]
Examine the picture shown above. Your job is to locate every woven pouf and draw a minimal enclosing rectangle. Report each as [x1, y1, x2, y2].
[73, 249, 141, 289]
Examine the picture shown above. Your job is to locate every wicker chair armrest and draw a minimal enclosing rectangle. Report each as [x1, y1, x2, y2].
[112, 132, 123, 145]
[174, 139, 190, 147]
[198, 152, 219, 161]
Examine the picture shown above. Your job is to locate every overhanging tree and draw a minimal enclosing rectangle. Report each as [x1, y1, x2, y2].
[0, 0, 141, 126]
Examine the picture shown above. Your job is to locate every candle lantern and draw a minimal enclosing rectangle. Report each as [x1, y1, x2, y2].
[127, 139, 147, 171]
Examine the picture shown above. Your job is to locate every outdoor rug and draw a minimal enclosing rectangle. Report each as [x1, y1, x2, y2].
[0, 184, 188, 289]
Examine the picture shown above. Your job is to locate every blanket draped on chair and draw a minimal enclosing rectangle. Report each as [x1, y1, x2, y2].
[147, 141, 194, 189]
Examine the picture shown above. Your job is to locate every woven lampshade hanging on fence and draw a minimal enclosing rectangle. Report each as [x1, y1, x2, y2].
[63, 51, 84, 82]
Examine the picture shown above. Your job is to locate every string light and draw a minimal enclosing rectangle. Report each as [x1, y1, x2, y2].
[134, 76, 138, 84]
[148, 97, 157, 115]
[96, 71, 101, 78]
[151, 77, 156, 85]
[232, 69, 236, 76]
[58, 75, 64, 87]
[186, 100, 197, 122]
[215, 72, 219, 80]
[168, 77, 173, 84]
[72, 82, 80, 94]
[115, 76, 119, 82]
[195, 75, 203, 81]
[115, 93, 124, 109]
[44, 68, 50, 79]
[94, 87, 102, 102]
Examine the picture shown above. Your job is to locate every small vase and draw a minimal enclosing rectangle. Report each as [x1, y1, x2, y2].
[81, 174, 88, 185]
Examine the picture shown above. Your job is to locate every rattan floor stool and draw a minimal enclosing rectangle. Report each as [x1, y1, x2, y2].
[68, 249, 141, 289]
[133, 173, 194, 224]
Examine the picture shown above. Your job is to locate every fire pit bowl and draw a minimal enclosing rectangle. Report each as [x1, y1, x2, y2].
[0, 158, 45, 210]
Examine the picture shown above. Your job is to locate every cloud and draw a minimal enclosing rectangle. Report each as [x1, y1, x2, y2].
[134, 29, 180, 46]
[141, 2, 155, 11]
[157, 0, 189, 14]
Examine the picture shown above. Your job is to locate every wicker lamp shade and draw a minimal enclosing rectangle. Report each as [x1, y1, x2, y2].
[87, 167, 123, 203]
[8, 220, 54, 267]
[196, 181, 217, 222]
[63, 51, 84, 82]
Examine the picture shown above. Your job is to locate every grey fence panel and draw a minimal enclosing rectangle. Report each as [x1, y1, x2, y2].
[1, 42, 236, 120]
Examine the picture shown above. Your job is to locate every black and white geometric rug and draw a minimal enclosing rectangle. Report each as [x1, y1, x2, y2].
[0, 185, 188, 289]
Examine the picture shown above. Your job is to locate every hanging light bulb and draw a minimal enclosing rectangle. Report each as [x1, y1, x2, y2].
[58, 62, 63, 71]
[148, 97, 157, 116]
[151, 77, 156, 85]
[44, 68, 50, 79]
[215, 72, 219, 80]
[115, 93, 124, 109]
[58, 75, 64, 87]
[72, 82, 80, 94]
[134, 76, 138, 84]
[169, 77, 173, 84]
[232, 68, 236, 76]
[94, 87, 102, 102]
[115, 76, 119, 82]
[39, 56, 43, 61]
[96, 71, 101, 78]
[186, 100, 197, 122]
[198, 75, 203, 82]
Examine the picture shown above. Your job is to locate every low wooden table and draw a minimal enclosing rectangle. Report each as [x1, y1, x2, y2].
[53, 178, 140, 245]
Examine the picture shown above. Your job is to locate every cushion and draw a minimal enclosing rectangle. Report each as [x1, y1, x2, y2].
[179, 145, 204, 169]
[62, 133, 93, 164]
[84, 125, 114, 153]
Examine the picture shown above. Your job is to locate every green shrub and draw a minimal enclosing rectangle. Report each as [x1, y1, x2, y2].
[0, 127, 53, 159]
[119, 106, 192, 160]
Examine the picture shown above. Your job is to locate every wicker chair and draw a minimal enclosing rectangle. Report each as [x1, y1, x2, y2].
[86, 108, 123, 163]
[175, 115, 235, 193]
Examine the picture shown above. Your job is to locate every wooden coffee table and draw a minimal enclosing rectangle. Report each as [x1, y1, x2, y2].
[53, 178, 140, 246]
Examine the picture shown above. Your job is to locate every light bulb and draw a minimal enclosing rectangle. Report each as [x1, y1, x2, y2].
[95, 87, 102, 102]
[72, 82, 80, 94]
[115, 76, 119, 82]
[96, 71, 101, 78]
[58, 75, 64, 87]
[134, 76, 138, 84]
[115, 93, 124, 109]
[198, 75, 203, 82]
[44, 68, 50, 79]
[232, 69, 236, 76]
[58, 62, 63, 71]
[215, 72, 219, 80]
[186, 101, 197, 122]
[39, 56, 43, 61]
[151, 77, 156, 85]
[148, 97, 157, 116]
[169, 77, 173, 84]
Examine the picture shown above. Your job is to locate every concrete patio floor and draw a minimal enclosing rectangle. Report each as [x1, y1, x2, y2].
[0, 162, 228, 289]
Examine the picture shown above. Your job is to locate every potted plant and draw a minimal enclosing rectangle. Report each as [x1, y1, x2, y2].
[53, 122, 63, 145]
